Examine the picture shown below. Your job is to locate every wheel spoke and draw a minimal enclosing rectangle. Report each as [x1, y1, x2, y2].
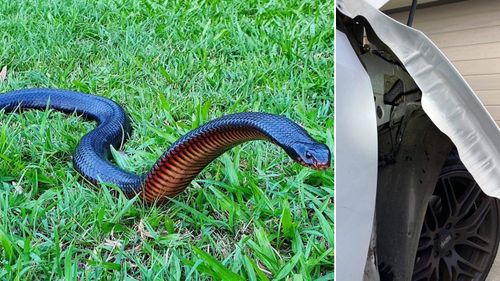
[434, 259, 440, 280]
[457, 183, 481, 218]
[441, 177, 458, 216]
[412, 257, 436, 281]
[474, 199, 492, 226]
[417, 236, 433, 251]
[458, 199, 491, 232]
[427, 201, 441, 230]
[456, 268, 475, 279]
[471, 233, 492, 245]
[457, 254, 483, 273]
[442, 259, 453, 280]
[414, 251, 432, 272]
[422, 216, 434, 237]
[458, 238, 492, 254]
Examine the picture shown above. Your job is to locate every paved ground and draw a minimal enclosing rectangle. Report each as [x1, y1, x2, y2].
[487, 252, 500, 281]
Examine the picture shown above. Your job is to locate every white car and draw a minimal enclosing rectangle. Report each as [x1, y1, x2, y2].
[336, 0, 500, 280]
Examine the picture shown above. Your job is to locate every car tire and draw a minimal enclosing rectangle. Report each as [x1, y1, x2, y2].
[412, 149, 500, 281]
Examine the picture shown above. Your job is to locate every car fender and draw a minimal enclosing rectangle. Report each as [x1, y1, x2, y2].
[336, 30, 379, 281]
[337, 0, 500, 199]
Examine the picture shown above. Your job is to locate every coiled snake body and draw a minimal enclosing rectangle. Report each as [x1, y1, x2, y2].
[0, 88, 331, 202]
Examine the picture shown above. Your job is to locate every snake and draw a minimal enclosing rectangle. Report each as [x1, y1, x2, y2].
[0, 88, 331, 203]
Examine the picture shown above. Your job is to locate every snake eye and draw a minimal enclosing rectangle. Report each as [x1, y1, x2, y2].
[305, 151, 313, 159]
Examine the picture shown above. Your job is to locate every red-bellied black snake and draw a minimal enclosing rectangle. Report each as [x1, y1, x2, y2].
[0, 88, 331, 203]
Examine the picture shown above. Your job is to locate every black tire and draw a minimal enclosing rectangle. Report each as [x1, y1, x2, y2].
[412, 149, 500, 281]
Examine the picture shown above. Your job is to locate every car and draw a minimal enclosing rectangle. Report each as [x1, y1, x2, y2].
[336, 0, 500, 280]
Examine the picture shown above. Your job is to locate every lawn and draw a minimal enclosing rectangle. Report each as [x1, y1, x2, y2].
[0, 0, 333, 280]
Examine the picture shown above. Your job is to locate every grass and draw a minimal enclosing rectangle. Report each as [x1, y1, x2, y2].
[0, 0, 333, 280]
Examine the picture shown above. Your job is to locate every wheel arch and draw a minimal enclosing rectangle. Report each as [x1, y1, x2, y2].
[376, 109, 454, 280]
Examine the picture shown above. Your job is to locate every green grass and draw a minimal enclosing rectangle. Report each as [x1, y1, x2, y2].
[0, 0, 333, 280]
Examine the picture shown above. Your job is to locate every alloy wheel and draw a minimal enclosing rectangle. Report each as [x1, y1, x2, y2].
[413, 170, 500, 280]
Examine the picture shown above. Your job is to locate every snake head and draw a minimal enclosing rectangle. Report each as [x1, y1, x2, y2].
[289, 142, 331, 170]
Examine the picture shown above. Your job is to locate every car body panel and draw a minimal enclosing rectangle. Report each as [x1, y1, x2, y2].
[338, 0, 500, 199]
[365, 0, 390, 9]
[336, 30, 379, 281]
